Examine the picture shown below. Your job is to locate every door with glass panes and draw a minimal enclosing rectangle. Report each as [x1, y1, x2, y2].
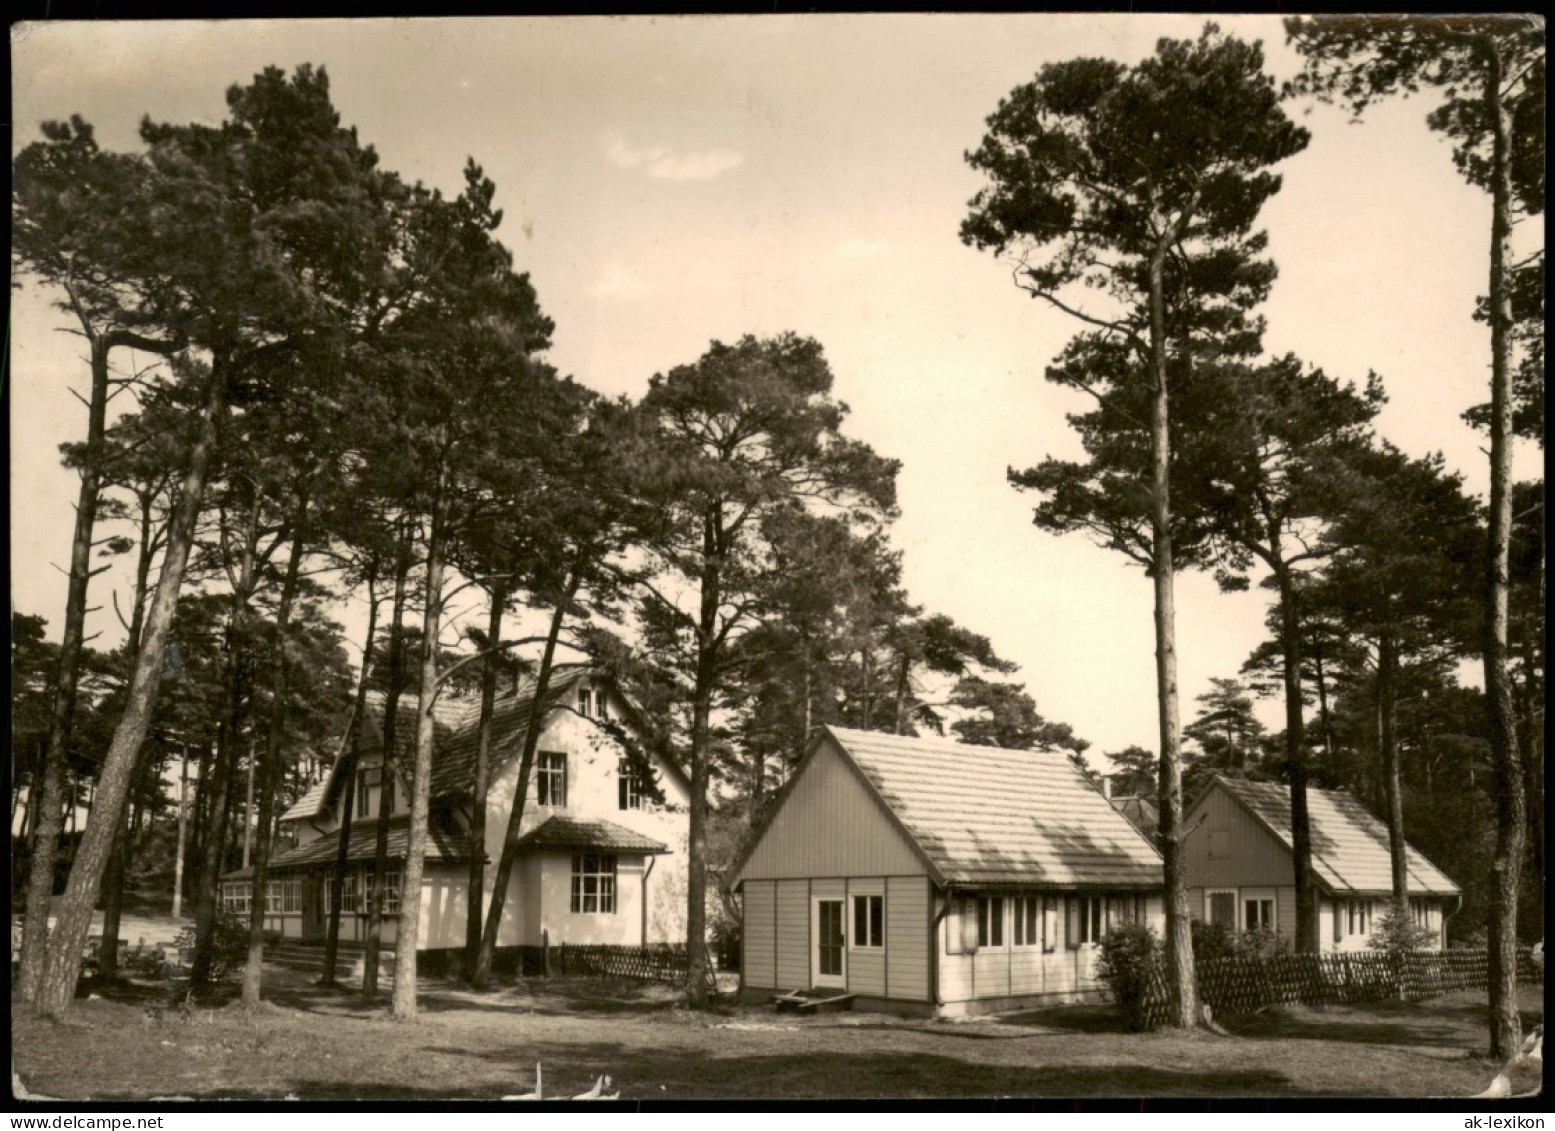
[812, 897, 846, 988]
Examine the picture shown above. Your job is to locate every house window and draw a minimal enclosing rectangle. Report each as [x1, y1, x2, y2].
[283, 878, 302, 914]
[578, 687, 594, 717]
[976, 897, 1005, 948]
[618, 756, 646, 811]
[852, 894, 884, 949]
[537, 751, 567, 807]
[1067, 895, 1105, 948]
[1245, 897, 1275, 931]
[1206, 890, 1237, 928]
[1042, 896, 1059, 952]
[571, 854, 616, 914]
[1012, 896, 1039, 947]
[1207, 829, 1231, 859]
[1410, 898, 1429, 926]
[266, 882, 283, 914]
[382, 869, 402, 915]
[343, 871, 359, 913]
[597, 693, 609, 722]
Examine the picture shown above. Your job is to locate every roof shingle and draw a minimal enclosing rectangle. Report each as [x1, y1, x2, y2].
[514, 815, 670, 855]
[1211, 776, 1459, 896]
[824, 726, 1162, 889]
[226, 814, 470, 879]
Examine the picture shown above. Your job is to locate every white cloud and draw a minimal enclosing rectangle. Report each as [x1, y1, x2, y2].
[606, 134, 743, 181]
[591, 262, 655, 300]
[838, 237, 890, 260]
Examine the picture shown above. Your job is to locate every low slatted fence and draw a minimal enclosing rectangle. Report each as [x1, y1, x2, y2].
[1137, 947, 1542, 1029]
[553, 942, 691, 983]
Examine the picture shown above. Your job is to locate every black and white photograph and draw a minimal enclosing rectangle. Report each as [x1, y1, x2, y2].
[9, 13, 1544, 1106]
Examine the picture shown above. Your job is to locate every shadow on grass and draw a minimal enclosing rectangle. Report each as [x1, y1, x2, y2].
[210, 1045, 1298, 1100]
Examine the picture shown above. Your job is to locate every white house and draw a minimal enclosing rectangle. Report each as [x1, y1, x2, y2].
[222, 666, 691, 962]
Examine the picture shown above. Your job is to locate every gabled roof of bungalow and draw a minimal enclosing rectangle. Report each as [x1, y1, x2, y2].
[1202, 775, 1460, 897]
[733, 725, 1164, 890]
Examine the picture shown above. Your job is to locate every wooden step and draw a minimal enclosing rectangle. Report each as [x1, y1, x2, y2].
[773, 990, 856, 1015]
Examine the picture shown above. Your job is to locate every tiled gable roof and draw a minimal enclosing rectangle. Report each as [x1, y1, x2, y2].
[427, 668, 589, 798]
[280, 777, 331, 823]
[824, 726, 1162, 889]
[514, 815, 670, 855]
[224, 813, 469, 879]
[1211, 775, 1459, 897]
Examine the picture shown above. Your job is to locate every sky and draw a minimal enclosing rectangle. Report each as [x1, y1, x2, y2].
[9, 16, 1539, 764]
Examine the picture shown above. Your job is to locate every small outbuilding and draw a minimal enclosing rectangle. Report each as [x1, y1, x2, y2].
[729, 725, 1165, 1017]
[1183, 775, 1461, 950]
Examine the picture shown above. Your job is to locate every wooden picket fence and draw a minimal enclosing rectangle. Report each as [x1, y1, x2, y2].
[1136, 947, 1542, 1029]
[552, 942, 692, 983]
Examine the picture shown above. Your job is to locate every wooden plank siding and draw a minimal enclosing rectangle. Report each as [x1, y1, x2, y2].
[775, 879, 810, 989]
[1183, 786, 1295, 889]
[885, 876, 930, 1001]
[736, 742, 928, 882]
[742, 880, 777, 989]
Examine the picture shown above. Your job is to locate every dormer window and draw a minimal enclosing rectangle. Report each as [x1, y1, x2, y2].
[578, 687, 594, 717]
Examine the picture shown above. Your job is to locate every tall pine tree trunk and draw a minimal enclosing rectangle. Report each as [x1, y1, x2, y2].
[1376, 630, 1409, 920]
[364, 527, 414, 997]
[34, 355, 226, 1020]
[243, 496, 310, 1006]
[18, 322, 179, 1001]
[1479, 34, 1524, 1063]
[322, 571, 377, 985]
[1271, 556, 1319, 953]
[473, 579, 576, 989]
[17, 329, 114, 1002]
[393, 485, 449, 1020]
[683, 512, 721, 1007]
[1146, 217, 1197, 1029]
[464, 578, 509, 978]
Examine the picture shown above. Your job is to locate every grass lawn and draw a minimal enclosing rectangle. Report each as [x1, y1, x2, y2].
[11, 961, 1542, 1102]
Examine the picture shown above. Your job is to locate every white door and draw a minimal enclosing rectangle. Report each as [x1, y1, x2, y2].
[812, 897, 846, 989]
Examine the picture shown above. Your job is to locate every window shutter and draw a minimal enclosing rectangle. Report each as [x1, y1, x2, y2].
[1065, 896, 1079, 950]
[944, 899, 963, 955]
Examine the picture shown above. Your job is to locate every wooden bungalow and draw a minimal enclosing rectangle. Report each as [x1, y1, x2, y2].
[1183, 775, 1460, 951]
[221, 667, 691, 962]
[729, 726, 1166, 1017]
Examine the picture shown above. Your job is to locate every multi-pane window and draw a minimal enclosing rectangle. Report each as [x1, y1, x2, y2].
[537, 751, 567, 807]
[976, 896, 1004, 948]
[571, 854, 616, 914]
[1068, 895, 1104, 948]
[618, 756, 646, 811]
[578, 687, 594, 717]
[222, 882, 252, 915]
[1013, 896, 1041, 948]
[1409, 898, 1429, 926]
[267, 882, 284, 914]
[1245, 897, 1275, 931]
[852, 894, 884, 948]
[382, 870, 402, 915]
[282, 878, 302, 913]
[342, 871, 359, 913]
